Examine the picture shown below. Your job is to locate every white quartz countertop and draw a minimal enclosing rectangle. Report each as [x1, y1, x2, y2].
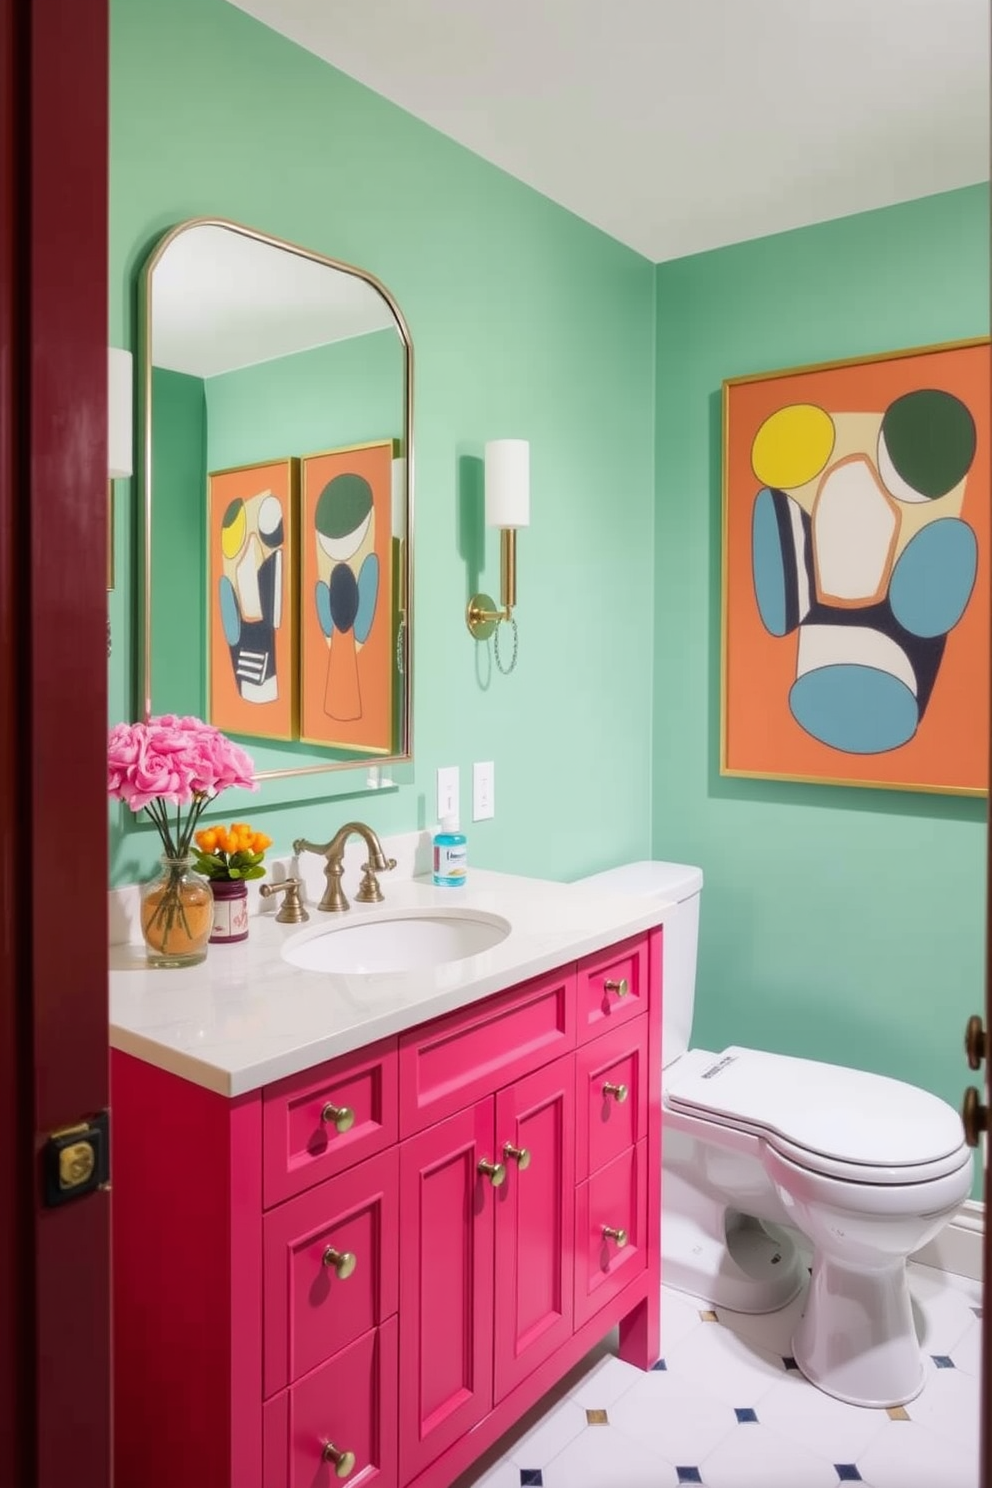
[109, 869, 671, 1096]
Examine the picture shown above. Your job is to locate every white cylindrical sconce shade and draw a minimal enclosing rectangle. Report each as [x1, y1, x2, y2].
[391, 456, 407, 539]
[484, 439, 529, 528]
[108, 347, 133, 478]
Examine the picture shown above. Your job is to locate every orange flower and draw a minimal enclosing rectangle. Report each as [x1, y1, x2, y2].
[195, 827, 218, 852]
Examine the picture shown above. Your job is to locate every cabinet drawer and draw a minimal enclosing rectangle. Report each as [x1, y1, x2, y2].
[263, 1148, 399, 1397]
[575, 1021, 648, 1182]
[574, 1141, 647, 1328]
[263, 1317, 398, 1488]
[263, 1037, 398, 1207]
[398, 967, 576, 1136]
[576, 934, 650, 1043]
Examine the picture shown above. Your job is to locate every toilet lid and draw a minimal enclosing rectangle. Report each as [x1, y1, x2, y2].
[666, 1046, 967, 1181]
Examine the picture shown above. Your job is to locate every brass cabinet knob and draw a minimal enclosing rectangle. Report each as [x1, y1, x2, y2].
[477, 1158, 507, 1187]
[962, 1086, 989, 1148]
[604, 977, 629, 998]
[602, 1224, 628, 1247]
[965, 1014, 987, 1071]
[322, 1246, 357, 1280]
[503, 1142, 531, 1170]
[603, 1081, 629, 1104]
[321, 1102, 355, 1133]
[322, 1442, 356, 1478]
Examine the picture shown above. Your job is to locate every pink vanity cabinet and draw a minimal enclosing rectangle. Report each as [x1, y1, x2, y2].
[111, 927, 662, 1488]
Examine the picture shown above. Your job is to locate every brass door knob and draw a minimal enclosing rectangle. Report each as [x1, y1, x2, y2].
[322, 1442, 356, 1478]
[603, 1081, 629, 1104]
[321, 1102, 355, 1133]
[322, 1246, 357, 1280]
[604, 977, 629, 998]
[477, 1158, 506, 1187]
[965, 1014, 987, 1071]
[503, 1142, 531, 1170]
[962, 1086, 989, 1148]
[602, 1224, 628, 1247]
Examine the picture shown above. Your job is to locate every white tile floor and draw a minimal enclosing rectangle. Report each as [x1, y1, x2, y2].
[453, 1263, 983, 1488]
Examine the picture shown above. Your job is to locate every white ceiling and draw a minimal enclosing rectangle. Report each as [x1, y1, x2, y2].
[152, 222, 397, 378]
[226, 0, 990, 262]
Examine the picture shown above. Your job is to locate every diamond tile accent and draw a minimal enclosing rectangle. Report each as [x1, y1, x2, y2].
[651, 1359, 668, 1371]
[699, 1309, 719, 1322]
[971, 1306, 983, 1318]
[519, 1472, 543, 1487]
[782, 1355, 800, 1371]
[585, 1409, 608, 1426]
[835, 1466, 861, 1482]
[676, 1470, 702, 1485]
[734, 1407, 758, 1423]
[931, 1354, 955, 1368]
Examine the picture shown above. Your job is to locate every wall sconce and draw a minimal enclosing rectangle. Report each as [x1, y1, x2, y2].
[107, 347, 133, 591]
[466, 440, 529, 663]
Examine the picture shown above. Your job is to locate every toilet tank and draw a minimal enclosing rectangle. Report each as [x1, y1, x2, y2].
[575, 860, 703, 1065]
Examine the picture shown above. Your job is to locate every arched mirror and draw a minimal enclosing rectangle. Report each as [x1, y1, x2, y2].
[139, 218, 413, 779]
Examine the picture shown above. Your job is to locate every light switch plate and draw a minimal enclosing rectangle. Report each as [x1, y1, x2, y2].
[436, 765, 459, 823]
[473, 760, 495, 821]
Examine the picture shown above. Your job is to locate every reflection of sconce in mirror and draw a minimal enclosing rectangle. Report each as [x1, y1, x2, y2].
[392, 455, 408, 676]
[107, 347, 133, 591]
[466, 440, 529, 670]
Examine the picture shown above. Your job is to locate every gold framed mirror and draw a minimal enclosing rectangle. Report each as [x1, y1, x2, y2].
[139, 217, 413, 780]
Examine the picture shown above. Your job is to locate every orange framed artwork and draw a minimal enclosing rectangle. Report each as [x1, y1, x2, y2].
[300, 440, 395, 753]
[721, 338, 990, 795]
[207, 457, 299, 743]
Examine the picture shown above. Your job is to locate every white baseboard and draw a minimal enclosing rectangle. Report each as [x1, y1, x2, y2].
[911, 1198, 984, 1282]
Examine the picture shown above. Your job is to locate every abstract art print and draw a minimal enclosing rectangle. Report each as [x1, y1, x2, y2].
[207, 457, 298, 743]
[722, 338, 990, 795]
[300, 440, 395, 753]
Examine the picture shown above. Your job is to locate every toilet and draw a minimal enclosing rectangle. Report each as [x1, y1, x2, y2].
[578, 860, 974, 1409]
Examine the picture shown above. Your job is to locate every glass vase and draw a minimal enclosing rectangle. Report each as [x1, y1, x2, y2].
[139, 854, 214, 968]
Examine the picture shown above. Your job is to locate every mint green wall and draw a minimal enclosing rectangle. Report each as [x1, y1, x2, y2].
[653, 185, 989, 1192]
[109, 0, 656, 880]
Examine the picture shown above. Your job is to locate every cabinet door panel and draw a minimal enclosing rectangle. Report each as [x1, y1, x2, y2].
[263, 1148, 399, 1396]
[398, 1100, 495, 1482]
[574, 1141, 648, 1328]
[263, 1037, 398, 1207]
[494, 1057, 575, 1401]
[575, 1020, 648, 1182]
[263, 1318, 398, 1488]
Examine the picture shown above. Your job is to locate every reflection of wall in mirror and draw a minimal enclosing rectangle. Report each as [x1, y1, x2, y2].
[207, 457, 299, 743]
[300, 440, 395, 754]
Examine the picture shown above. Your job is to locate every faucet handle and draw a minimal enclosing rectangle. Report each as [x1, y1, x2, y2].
[355, 857, 397, 905]
[259, 877, 309, 923]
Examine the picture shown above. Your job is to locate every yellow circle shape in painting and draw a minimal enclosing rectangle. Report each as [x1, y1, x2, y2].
[220, 499, 247, 560]
[751, 404, 835, 491]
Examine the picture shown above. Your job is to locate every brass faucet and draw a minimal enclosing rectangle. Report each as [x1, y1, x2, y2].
[292, 821, 397, 913]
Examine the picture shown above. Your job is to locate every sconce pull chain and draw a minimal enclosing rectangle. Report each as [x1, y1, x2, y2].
[493, 616, 518, 675]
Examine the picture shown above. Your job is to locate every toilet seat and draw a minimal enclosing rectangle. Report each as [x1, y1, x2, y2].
[665, 1046, 968, 1185]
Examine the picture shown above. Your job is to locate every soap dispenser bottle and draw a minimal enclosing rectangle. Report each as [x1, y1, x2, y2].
[432, 815, 467, 887]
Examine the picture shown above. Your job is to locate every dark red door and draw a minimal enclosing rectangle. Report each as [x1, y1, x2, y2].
[0, 1, 111, 1486]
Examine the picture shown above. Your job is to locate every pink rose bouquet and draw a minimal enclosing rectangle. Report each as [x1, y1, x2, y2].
[109, 717, 257, 959]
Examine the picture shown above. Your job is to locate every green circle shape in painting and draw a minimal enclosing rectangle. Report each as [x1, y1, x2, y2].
[315, 473, 373, 540]
[879, 389, 976, 500]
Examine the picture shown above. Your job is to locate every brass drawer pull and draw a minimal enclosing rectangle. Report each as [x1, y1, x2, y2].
[604, 976, 629, 998]
[321, 1102, 355, 1133]
[602, 1224, 628, 1247]
[603, 1081, 629, 1104]
[322, 1246, 357, 1280]
[477, 1158, 506, 1187]
[322, 1442, 356, 1478]
[503, 1142, 531, 1170]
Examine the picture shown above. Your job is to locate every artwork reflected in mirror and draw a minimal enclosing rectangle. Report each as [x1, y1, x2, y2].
[142, 218, 413, 779]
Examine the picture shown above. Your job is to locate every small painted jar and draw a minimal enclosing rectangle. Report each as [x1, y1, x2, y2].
[209, 879, 250, 944]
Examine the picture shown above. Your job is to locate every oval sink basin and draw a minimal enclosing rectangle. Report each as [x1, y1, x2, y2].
[282, 908, 512, 976]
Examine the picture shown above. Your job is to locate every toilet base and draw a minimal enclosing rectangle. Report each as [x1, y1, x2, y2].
[792, 1253, 924, 1408]
[663, 1205, 807, 1315]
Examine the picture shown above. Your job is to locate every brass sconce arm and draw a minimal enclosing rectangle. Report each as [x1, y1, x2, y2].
[466, 528, 518, 640]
